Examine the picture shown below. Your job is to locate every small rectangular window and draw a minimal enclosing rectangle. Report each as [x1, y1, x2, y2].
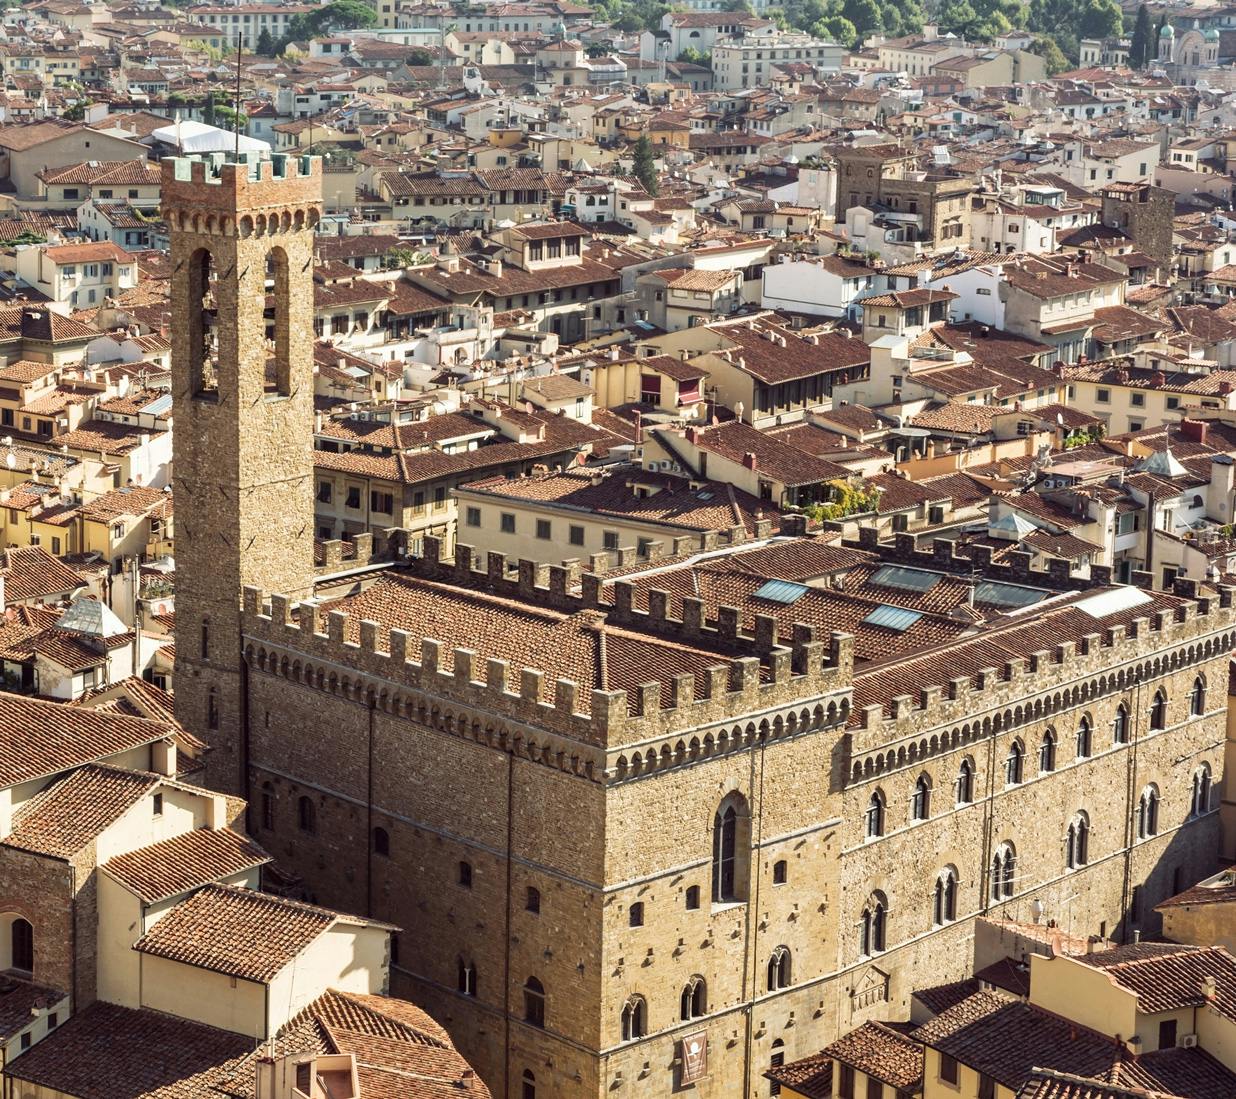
[152, 793, 163, 816]
[569, 524, 585, 545]
[603, 531, 619, 551]
[1096, 388, 1110, 403]
[940, 1054, 959, 1085]
[345, 486, 361, 509]
[536, 519, 552, 540]
[500, 512, 516, 534]
[466, 506, 481, 527]
[839, 1064, 855, 1099]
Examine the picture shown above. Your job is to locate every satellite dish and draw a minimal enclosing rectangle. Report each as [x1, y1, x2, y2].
[5, 453, 15, 469]
[1057, 412, 1064, 426]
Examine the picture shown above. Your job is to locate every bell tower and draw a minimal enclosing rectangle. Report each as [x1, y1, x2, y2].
[163, 152, 321, 794]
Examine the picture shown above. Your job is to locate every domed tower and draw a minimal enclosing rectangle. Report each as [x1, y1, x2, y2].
[1205, 27, 1220, 64]
[163, 151, 322, 794]
[1159, 22, 1175, 63]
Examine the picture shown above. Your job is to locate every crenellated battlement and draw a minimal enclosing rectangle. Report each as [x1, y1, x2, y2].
[240, 552, 854, 775]
[162, 152, 323, 231]
[846, 578, 1236, 784]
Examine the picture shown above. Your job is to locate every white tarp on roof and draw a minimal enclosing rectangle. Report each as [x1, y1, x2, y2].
[150, 119, 270, 155]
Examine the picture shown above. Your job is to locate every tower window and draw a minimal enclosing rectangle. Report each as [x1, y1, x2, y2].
[297, 796, 315, 834]
[458, 861, 473, 888]
[523, 977, 545, 1027]
[526, 886, 540, 913]
[628, 901, 644, 927]
[187, 248, 219, 398]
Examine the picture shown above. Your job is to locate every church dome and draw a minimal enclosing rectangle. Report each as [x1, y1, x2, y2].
[1205, 27, 1220, 41]
[1160, 23, 1175, 36]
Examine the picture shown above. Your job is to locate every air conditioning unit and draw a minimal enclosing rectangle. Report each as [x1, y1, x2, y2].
[1181, 1034, 1199, 1049]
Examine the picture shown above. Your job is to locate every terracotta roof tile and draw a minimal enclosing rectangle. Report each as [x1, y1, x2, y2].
[4, 1001, 253, 1098]
[822, 1020, 923, 1090]
[133, 884, 349, 982]
[0, 693, 172, 787]
[4, 763, 158, 858]
[103, 827, 272, 903]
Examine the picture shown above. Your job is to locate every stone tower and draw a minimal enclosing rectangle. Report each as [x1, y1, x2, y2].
[163, 153, 321, 794]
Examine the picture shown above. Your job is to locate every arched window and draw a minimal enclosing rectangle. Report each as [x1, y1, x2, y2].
[457, 958, 477, 996]
[1150, 689, 1167, 731]
[1190, 676, 1206, 717]
[911, 774, 931, 821]
[523, 977, 545, 1028]
[1076, 716, 1092, 759]
[260, 782, 274, 831]
[268, 245, 293, 396]
[860, 893, 888, 956]
[767, 946, 792, 991]
[865, 790, 885, 839]
[1066, 812, 1090, 869]
[372, 826, 390, 857]
[620, 995, 646, 1041]
[991, 843, 1016, 901]
[10, 918, 32, 973]
[685, 885, 700, 910]
[956, 758, 975, 805]
[526, 886, 541, 914]
[1005, 740, 1024, 785]
[187, 247, 219, 396]
[1112, 704, 1129, 745]
[1137, 786, 1160, 839]
[629, 901, 644, 928]
[712, 793, 749, 903]
[681, 976, 706, 1020]
[1039, 730, 1057, 773]
[522, 1070, 536, 1099]
[297, 795, 315, 834]
[458, 861, 473, 888]
[207, 687, 219, 731]
[1192, 764, 1213, 817]
[933, 868, 958, 926]
[772, 859, 788, 885]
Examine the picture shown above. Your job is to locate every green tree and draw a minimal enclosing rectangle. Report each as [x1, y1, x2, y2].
[842, 0, 883, 37]
[633, 134, 658, 197]
[62, 101, 86, 121]
[1029, 32, 1069, 72]
[407, 46, 433, 64]
[676, 45, 711, 63]
[383, 246, 431, 268]
[813, 14, 857, 44]
[1078, 0, 1121, 39]
[256, 26, 275, 55]
[312, 0, 377, 33]
[1128, 2, 1150, 65]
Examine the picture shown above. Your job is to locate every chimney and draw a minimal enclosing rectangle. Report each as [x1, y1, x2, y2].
[742, 451, 757, 470]
[1181, 419, 1208, 445]
[1202, 975, 1218, 1001]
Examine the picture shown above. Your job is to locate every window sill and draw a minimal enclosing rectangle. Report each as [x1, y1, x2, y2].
[710, 900, 745, 914]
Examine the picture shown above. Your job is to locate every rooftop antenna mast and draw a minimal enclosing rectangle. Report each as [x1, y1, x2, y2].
[234, 29, 243, 159]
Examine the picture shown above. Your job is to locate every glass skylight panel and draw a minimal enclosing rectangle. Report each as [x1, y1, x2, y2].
[753, 579, 810, 604]
[862, 605, 924, 631]
[870, 564, 942, 593]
